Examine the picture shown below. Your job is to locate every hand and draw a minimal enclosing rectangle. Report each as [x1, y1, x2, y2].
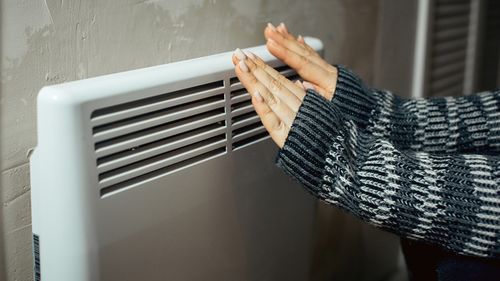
[265, 23, 338, 101]
[232, 49, 308, 148]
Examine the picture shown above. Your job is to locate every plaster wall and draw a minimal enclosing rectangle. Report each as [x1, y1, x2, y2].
[1, 0, 380, 279]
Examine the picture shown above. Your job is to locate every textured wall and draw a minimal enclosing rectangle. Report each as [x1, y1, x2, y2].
[1, 0, 380, 279]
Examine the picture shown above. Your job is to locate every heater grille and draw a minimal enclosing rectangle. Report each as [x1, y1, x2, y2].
[91, 81, 227, 195]
[92, 64, 299, 195]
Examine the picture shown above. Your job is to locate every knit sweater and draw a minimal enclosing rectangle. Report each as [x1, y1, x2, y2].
[276, 66, 500, 258]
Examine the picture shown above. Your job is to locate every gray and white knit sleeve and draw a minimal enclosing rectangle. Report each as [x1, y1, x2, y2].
[276, 90, 500, 258]
[332, 65, 500, 154]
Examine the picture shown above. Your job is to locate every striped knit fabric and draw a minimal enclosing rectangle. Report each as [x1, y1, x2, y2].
[332, 66, 500, 154]
[276, 66, 500, 258]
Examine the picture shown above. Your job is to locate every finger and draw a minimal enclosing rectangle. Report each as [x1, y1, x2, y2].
[295, 34, 321, 57]
[265, 26, 335, 72]
[251, 91, 288, 148]
[266, 23, 292, 44]
[232, 48, 246, 65]
[266, 38, 336, 98]
[297, 34, 305, 44]
[265, 23, 312, 58]
[295, 35, 323, 61]
[277, 22, 288, 34]
[244, 56, 302, 114]
[235, 59, 297, 129]
[274, 24, 304, 47]
[271, 24, 314, 56]
[245, 51, 306, 101]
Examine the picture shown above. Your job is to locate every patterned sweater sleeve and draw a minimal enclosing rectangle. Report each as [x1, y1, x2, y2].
[332, 66, 500, 154]
[276, 90, 500, 258]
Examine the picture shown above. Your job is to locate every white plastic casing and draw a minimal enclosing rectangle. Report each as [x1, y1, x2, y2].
[30, 38, 323, 280]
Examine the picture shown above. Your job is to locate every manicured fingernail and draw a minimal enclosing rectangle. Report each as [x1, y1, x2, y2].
[234, 48, 246, 60]
[303, 81, 315, 90]
[279, 22, 288, 33]
[253, 91, 263, 102]
[238, 60, 249, 72]
[277, 23, 285, 34]
[297, 35, 303, 41]
[267, 23, 276, 31]
[243, 50, 255, 59]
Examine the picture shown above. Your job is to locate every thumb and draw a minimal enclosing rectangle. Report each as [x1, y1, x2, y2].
[302, 81, 333, 101]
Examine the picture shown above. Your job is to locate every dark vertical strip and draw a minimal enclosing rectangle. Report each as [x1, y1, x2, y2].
[33, 234, 41, 281]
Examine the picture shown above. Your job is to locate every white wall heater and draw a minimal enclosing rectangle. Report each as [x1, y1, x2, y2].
[30, 38, 323, 281]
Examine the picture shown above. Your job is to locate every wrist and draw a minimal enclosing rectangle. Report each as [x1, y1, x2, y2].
[330, 65, 376, 129]
[328, 66, 338, 101]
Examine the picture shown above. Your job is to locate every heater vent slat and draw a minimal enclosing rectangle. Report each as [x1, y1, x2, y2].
[231, 114, 260, 131]
[230, 83, 244, 92]
[229, 76, 242, 92]
[98, 136, 227, 189]
[97, 124, 227, 173]
[95, 110, 226, 158]
[233, 132, 270, 150]
[91, 80, 224, 126]
[231, 104, 255, 117]
[93, 95, 225, 143]
[230, 91, 251, 104]
[231, 110, 258, 125]
[232, 123, 266, 142]
[100, 147, 227, 197]
[231, 99, 253, 112]
[229, 76, 240, 85]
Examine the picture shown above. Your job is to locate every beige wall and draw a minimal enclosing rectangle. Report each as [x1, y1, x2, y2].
[1, 0, 380, 279]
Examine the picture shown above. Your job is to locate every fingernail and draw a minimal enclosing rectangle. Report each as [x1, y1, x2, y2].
[303, 81, 315, 90]
[279, 22, 288, 33]
[253, 91, 263, 102]
[238, 60, 249, 72]
[234, 48, 246, 60]
[267, 23, 276, 31]
[277, 23, 285, 34]
[297, 35, 303, 41]
[243, 50, 255, 59]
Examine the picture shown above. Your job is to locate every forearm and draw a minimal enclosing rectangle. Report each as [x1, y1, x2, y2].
[277, 91, 500, 258]
[332, 66, 500, 154]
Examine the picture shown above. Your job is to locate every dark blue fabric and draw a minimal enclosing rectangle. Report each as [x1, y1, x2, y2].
[401, 238, 500, 281]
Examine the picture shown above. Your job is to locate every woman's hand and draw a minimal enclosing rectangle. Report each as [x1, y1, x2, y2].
[232, 49, 307, 148]
[265, 23, 338, 101]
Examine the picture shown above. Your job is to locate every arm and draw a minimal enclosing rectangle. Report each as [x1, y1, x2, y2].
[231, 46, 499, 259]
[264, 24, 500, 154]
[278, 90, 500, 258]
[333, 66, 500, 154]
